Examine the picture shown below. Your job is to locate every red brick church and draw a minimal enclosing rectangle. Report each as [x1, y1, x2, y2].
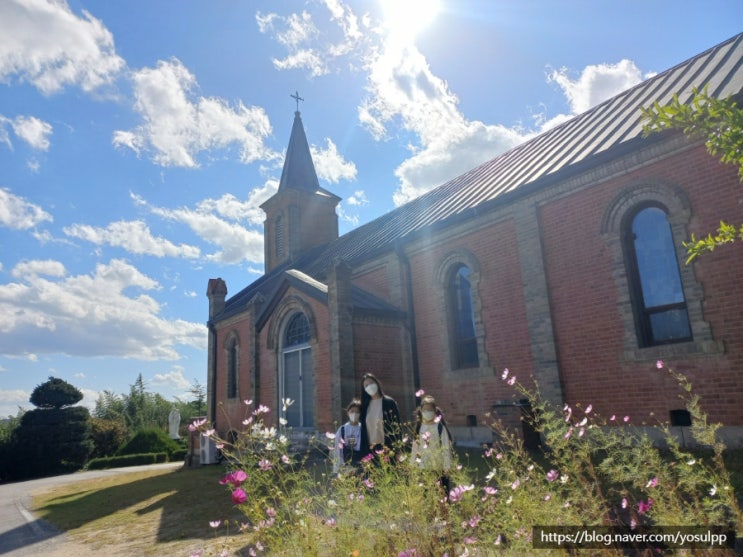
[204, 33, 743, 452]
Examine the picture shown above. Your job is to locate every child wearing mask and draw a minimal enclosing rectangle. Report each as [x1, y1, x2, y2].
[333, 399, 363, 475]
[411, 394, 453, 496]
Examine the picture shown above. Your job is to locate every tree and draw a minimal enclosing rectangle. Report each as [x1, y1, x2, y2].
[188, 379, 206, 417]
[642, 86, 743, 261]
[7, 377, 92, 479]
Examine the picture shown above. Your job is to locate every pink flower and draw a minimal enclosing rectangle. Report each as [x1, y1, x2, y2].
[361, 453, 374, 463]
[646, 477, 658, 488]
[209, 520, 221, 528]
[584, 404, 593, 414]
[258, 459, 272, 471]
[546, 469, 558, 482]
[623, 415, 630, 423]
[656, 360, 664, 369]
[232, 488, 247, 504]
[621, 497, 628, 509]
[281, 454, 291, 464]
[609, 414, 616, 421]
[325, 517, 337, 527]
[484, 447, 493, 457]
[564, 427, 573, 440]
[363, 478, 374, 489]
[415, 389, 425, 397]
[511, 478, 520, 490]
[638, 498, 654, 515]
[501, 368, 509, 380]
[507, 375, 516, 386]
[219, 469, 247, 488]
[483, 486, 497, 496]
[188, 418, 207, 432]
[464, 537, 477, 544]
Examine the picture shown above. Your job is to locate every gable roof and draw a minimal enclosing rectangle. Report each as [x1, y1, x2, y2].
[216, 33, 743, 323]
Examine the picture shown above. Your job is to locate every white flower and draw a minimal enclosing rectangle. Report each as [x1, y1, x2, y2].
[709, 485, 717, 496]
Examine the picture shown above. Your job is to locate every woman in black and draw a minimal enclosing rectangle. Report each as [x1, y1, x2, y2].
[359, 372, 402, 460]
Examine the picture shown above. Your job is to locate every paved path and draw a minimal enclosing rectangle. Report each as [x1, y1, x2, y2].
[0, 462, 183, 557]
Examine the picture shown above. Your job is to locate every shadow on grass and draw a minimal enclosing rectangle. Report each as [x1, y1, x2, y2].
[33, 465, 245, 544]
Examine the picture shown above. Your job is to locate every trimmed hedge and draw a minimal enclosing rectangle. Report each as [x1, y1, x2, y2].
[87, 452, 168, 470]
[117, 428, 181, 457]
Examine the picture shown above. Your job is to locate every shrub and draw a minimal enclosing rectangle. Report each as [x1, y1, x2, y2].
[117, 428, 181, 458]
[87, 452, 168, 470]
[89, 418, 129, 459]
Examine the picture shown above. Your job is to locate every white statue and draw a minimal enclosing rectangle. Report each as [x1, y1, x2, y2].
[168, 407, 181, 439]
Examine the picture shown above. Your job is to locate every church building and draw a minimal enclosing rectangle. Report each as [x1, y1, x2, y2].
[205, 33, 743, 450]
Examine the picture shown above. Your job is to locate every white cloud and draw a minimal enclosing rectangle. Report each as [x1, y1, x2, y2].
[0, 115, 53, 151]
[64, 220, 201, 259]
[360, 44, 526, 205]
[0, 389, 29, 416]
[256, 5, 368, 77]
[11, 259, 65, 278]
[114, 59, 277, 168]
[548, 59, 645, 115]
[311, 138, 357, 183]
[133, 190, 270, 265]
[346, 190, 368, 206]
[151, 366, 192, 391]
[12, 116, 53, 150]
[0, 187, 53, 230]
[0, 258, 205, 360]
[0, 0, 125, 95]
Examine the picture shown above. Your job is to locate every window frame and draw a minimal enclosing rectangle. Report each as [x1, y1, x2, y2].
[601, 181, 721, 361]
[434, 249, 490, 375]
[623, 203, 692, 347]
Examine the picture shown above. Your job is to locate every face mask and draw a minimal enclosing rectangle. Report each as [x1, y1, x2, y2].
[348, 412, 360, 423]
[421, 410, 436, 422]
[365, 383, 379, 396]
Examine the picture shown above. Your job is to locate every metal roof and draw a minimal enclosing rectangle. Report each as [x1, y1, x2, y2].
[217, 33, 743, 323]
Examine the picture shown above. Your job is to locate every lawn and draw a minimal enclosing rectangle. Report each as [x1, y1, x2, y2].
[31, 463, 248, 557]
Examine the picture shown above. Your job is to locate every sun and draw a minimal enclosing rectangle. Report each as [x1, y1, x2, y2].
[379, 0, 442, 43]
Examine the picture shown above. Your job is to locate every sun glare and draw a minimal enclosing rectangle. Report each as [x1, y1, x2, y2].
[379, 0, 441, 42]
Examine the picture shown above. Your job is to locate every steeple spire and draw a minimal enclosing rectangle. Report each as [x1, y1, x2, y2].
[277, 107, 321, 193]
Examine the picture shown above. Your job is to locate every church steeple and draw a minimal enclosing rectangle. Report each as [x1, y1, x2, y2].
[277, 110, 321, 194]
[261, 99, 341, 273]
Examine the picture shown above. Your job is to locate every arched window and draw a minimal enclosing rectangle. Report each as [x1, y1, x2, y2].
[281, 313, 313, 428]
[624, 205, 691, 346]
[448, 265, 479, 369]
[275, 215, 284, 259]
[226, 338, 238, 399]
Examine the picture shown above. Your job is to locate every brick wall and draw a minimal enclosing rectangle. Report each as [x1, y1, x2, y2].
[540, 144, 743, 425]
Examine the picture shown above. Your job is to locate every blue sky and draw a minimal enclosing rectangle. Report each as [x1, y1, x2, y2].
[0, 0, 741, 417]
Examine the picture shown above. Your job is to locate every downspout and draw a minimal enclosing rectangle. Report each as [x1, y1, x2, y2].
[395, 242, 421, 394]
[207, 320, 218, 426]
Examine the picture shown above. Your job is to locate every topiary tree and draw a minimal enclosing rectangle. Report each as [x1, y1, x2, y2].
[6, 377, 93, 480]
[30, 376, 83, 408]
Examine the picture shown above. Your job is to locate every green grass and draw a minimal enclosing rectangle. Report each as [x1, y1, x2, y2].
[32, 464, 245, 556]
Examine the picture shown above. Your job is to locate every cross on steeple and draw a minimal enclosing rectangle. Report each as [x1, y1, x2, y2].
[290, 90, 304, 112]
